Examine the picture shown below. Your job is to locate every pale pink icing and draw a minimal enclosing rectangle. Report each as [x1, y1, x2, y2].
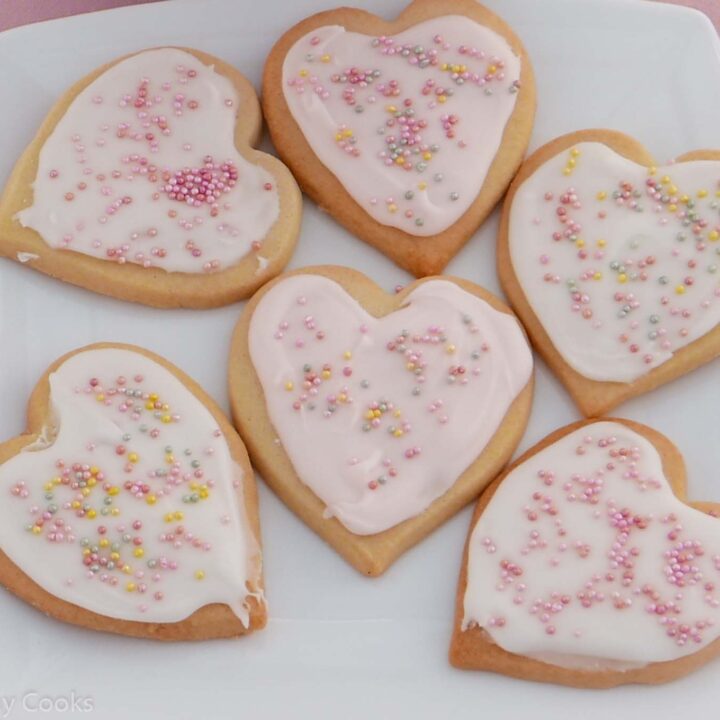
[248, 274, 532, 535]
[509, 142, 720, 383]
[463, 421, 720, 668]
[18, 48, 279, 274]
[282, 17, 521, 235]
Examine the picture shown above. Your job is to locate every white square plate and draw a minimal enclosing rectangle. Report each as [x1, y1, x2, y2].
[0, 0, 719, 717]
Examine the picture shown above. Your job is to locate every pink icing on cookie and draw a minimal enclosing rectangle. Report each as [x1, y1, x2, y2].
[18, 48, 279, 274]
[248, 275, 532, 535]
[0, 348, 259, 624]
[281, 17, 521, 235]
[463, 421, 720, 668]
[509, 142, 720, 382]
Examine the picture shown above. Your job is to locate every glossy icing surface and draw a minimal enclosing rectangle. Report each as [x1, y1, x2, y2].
[282, 17, 521, 235]
[463, 421, 720, 667]
[509, 142, 720, 382]
[18, 48, 279, 274]
[0, 348, 257, 625]
[248, 275, 532, 535]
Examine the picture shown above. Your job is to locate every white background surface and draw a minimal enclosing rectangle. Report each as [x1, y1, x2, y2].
[0, 0, 719, 717]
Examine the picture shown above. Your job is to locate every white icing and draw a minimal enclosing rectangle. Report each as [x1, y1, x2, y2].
[248, 275, 532, 535]
[0, 348, 258, 625]
[463, 421, 720, 667]
[282, 17, 521, 235]
[18, 48, 279, 274]
[16, 252, 39, 263]
[509, 142, 720, 382]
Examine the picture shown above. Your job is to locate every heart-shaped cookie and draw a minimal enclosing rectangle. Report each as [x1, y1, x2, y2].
[263, 0, 535, 277]
[498, 130, 720, 416]
[0, 47, 301, 308]
[229, 266, 533, 575]
[0, 344, 265, 640]
[451, 418, 720, 687]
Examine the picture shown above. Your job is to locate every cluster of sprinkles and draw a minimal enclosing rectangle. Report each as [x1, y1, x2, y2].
[273, 292, 488, 492]
[35, 54, 274, 273]
[477, 431, 720, 649]
[532, 145, 720, 370]
[9, 371, 234, 614]
[286, 28, 520, 229]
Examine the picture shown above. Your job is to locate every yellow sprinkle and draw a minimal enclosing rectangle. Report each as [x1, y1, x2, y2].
[122, 564, 131, 574]
[43, 482, 53, 492]
[342, 129, 353, 138]
[668, 185, 677, 195]
[395, 157, 405, 165]
[365, 410, 374, 420]
[175, 511, 184, 520]
[422, 151, 432, 161]
[698, 189, 708, 198]
[418, 182, 427, 191]
[446, 344, 456, 354]
[81, 488, 90, 497]
[71, 501, 81, 509]
[660, 175, 670, 185]
[570, 148, 581, 157]
[488, 64, 497, 74]
[596, 191, 607, 201]
[87, 477, 96, 488]
[593, 272, 603, 280]
[284, 381, 294, 391]
[195, 570, 206, 581]
[128, 452, 139, 463]
[320, 54, 331, 63]
[31, 526, 41, 535]
[343, 351, 352, 360]
[108, 486, 119, 496]
[575, 239, 585, 248]
[562, 168, 572, 176]
[99, 538, 109, 548]
[393, 429, 403, 437]
[709, 230, 719, 241]
[161, 414, 172, 424]
[111, 508, 120, 517]
[133, 548, 144, 558]
[96, 393, 105, 402]
[164, 513, 174, 523]
[680, 194, 690, 204]
[149, 394, 158, 402]
[393, 409, 402, 418]
[438, 95, 447, 104]
[648, 166, 657, 176]
[146, 495, 157, 506]
[126, 582, 137, 593]
[334, 133, 342, 142]
[321, 370, 331, 380]
[668, 204, 677, 213]
[165, 453, 174, 464]
[299, 69, 308, 77]
[568, 158, 576, 169]
[597, 239, 606, 247]
[676, 284, 686, 295]
[388, 203, 398, 213]
[110, 552, 120, 561]
[145, 402, 155, 410]
[386, 105, 397, 113]
[86, 509, 96, 519]
[618, 274, 628, 284]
